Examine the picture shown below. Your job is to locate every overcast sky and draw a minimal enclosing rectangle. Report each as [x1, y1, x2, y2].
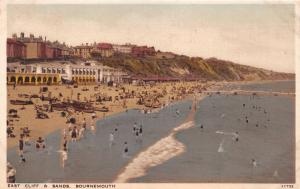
[7, 4, 295, 73]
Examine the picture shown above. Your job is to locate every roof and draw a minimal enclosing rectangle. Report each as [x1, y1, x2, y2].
[74, 45, 93, 49]
[7, 38, 26, 46]
[97, 43, 113, 50]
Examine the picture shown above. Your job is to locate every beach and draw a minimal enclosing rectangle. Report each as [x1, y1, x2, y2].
[7, 99, 193, 182]
[7, 81, 203, 148]
[7, 80, 295, 183]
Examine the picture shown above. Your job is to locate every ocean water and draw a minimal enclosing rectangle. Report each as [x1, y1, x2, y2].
[132, 83, 295, 183]
[223, 80, 295, 93]
[7, 99, 192, 183]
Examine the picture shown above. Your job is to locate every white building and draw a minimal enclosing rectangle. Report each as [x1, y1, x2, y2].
[7, 61, 127, 85]
[112, 44, 135, 54]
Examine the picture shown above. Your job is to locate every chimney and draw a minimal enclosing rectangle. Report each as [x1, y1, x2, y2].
[12, 33, 17, 39]
[20, 32, 24, 39]
[44, 36, 47, 42]
[30, 34, 34, 41]
[86, 43, 88, 46]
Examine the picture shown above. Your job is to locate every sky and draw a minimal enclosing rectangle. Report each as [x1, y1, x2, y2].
[7, 4, 295, 73]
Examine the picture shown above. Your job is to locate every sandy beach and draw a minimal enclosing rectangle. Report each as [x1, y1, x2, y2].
[7, 81, 205, 148]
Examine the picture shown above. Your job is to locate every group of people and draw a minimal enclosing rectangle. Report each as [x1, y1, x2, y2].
[133, 122, 143, 143]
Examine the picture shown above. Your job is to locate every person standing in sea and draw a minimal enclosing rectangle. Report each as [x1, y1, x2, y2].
[123, 142, 129, 158]
[18, 135, 26, 163]
[109, 132, 114, 148]
[71, 126, 78, 142]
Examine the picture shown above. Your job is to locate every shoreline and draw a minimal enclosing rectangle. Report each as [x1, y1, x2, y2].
[114, 96, 203, 182]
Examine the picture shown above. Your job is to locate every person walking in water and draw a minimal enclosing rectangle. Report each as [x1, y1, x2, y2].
[133, 122, 137, 133]
[109, 132, 114, 148]
[18, 135, 26, 163]
[123, 142, 129, 158]
[252, 159, 258, 168]
[175, 109, 180, 117]
[71, 126, 78, 142]
[233, 132, 239, 142]
[59, 137, 68, 168]
[139, 125, 143, 137]
[61, 148, 68, 168]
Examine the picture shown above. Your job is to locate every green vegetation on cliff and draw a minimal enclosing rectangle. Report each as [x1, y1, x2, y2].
[96, 54, 294, 81]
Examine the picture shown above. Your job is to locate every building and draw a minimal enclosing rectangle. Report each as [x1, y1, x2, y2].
[17, 33, 47, 59]
[132, 46, 155, 57]
[112, 44, 135, 54]
[7, 62, 61, 85]
[74, 43, 93, 59]
[7, 38, 26, 59]
[7, 61, 127, 85]
[92, 43, 114, 57]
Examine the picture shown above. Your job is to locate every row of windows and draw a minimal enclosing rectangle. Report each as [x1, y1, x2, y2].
[42, 68, 66, 74]
[72, 69, 96, 75]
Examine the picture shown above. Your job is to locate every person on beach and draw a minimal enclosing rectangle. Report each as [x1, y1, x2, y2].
[78, 126, 85, 140]
[7, 163, 16, 183]
[68, 123, 73, 133]
[82, 118, 87, 130]
[62, 128, 67, 139]
[90, 123, 96, 134]
[36, 137, 46, 149]
[175, 109, 180, 117]
[71, 126, 78, 142]
[63, 137, 68, 152]
[92, 112, 96, 119]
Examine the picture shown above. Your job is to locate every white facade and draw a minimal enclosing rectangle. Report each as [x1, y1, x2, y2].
[112, 44, 133, 54]
[7, 62, 127, 84]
